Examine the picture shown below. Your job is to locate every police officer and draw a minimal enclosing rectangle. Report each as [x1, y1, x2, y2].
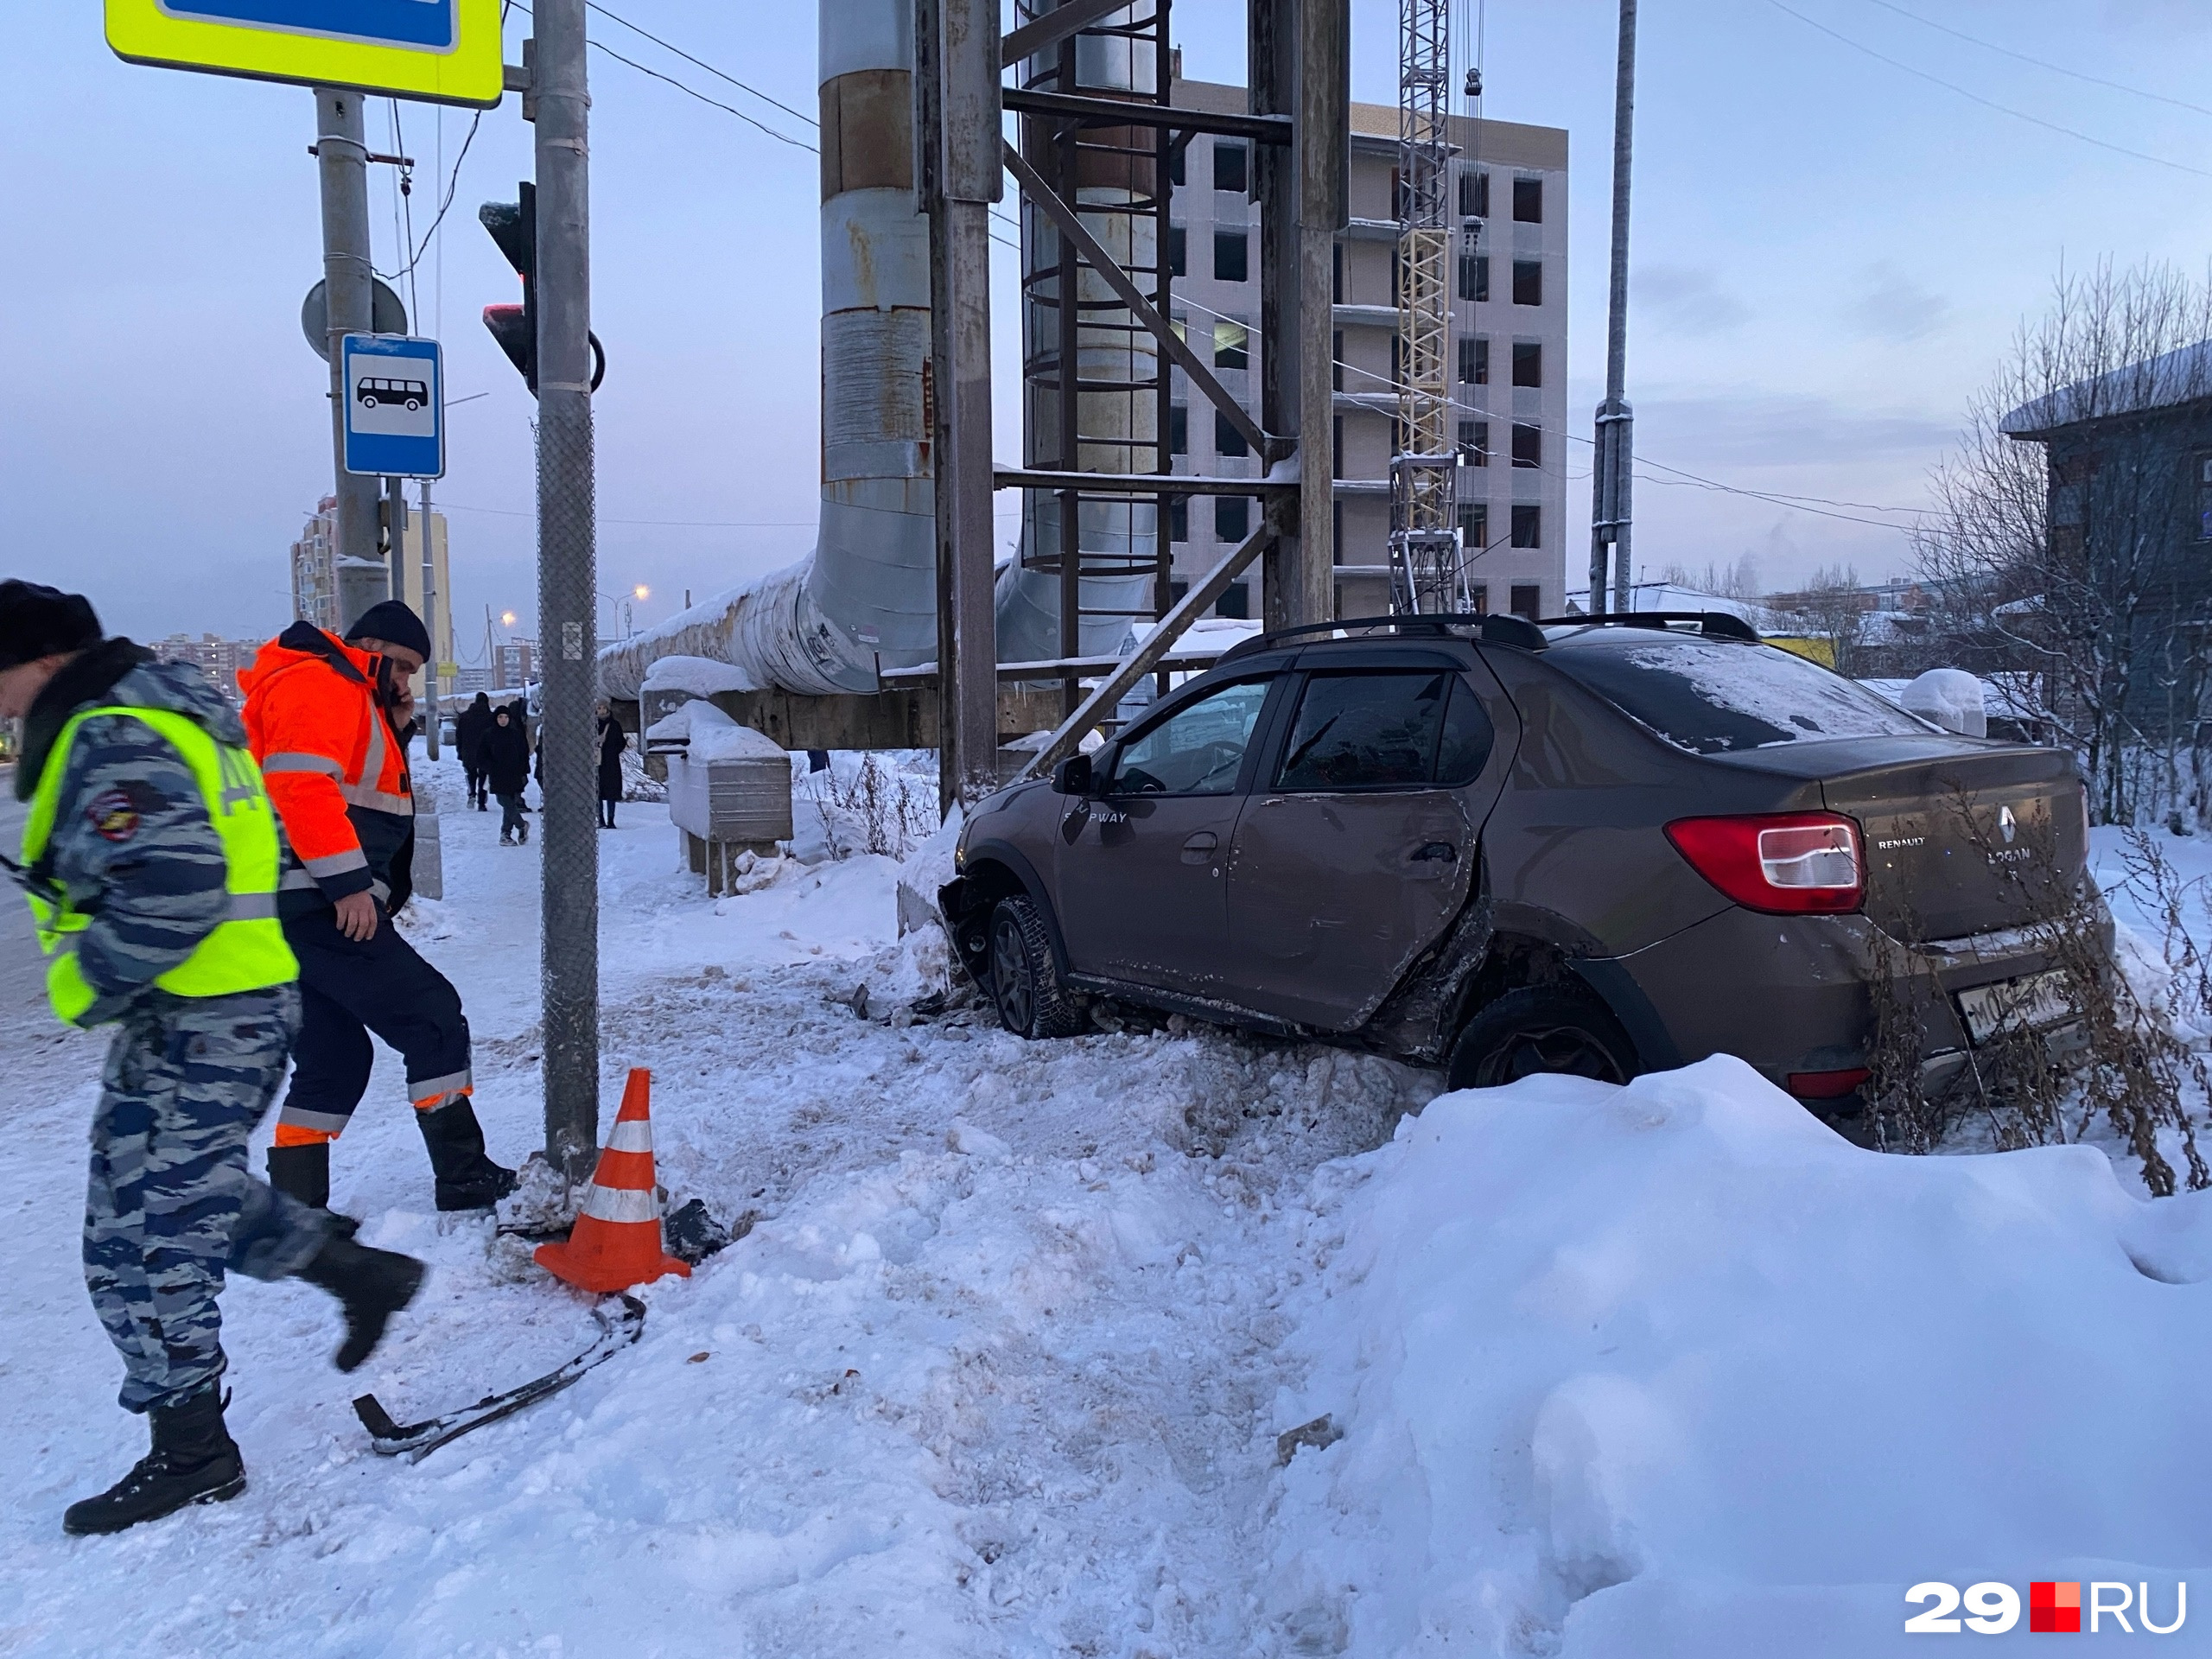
[0, 582, 427, 1535]
[238, 600, 514, 1212]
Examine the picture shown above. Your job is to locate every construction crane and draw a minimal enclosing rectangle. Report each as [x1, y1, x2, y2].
[1389, 0, 1469, 614]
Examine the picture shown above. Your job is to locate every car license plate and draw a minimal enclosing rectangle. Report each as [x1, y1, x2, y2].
[1956, 970, 2074, 1045]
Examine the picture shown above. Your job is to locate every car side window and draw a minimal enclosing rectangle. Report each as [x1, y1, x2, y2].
[1433, 677, 1497, 785]
[1275, 671, 1456, 790]
[1109, 678, 1272, 796]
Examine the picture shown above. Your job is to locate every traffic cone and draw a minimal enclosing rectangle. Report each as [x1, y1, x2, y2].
[535, 1069, 692, 1294]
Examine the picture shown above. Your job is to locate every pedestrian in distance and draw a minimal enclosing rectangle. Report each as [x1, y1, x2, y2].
[238, 601, 517, 1216]
[0, 581, 425, 1536]
[455, 690, 493, 810]
[595, 700, 626, 829]
[481, 703, 532, 845]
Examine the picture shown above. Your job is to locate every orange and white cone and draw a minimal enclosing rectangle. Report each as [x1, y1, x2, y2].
[535, 1068, 692, 1294]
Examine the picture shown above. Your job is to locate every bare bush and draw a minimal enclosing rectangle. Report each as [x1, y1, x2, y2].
[809, 754, 938, 861]
[1861, 794, 2208, 1194]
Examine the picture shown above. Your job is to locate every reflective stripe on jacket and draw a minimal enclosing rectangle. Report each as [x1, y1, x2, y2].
[21, 705, 296, 1024]
[238, 622, 415, 912]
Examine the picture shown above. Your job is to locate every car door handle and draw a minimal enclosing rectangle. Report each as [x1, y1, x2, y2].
[1181, 830, 1218, 864]
[1411, 842, 1458, 863]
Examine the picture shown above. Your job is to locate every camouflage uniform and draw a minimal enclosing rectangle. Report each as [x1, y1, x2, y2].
[16, 643, 330, 1414]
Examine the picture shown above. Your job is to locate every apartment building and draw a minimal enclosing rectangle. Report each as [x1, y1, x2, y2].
[289, 496, 457, 681]
[1166, 79, 1569, 620]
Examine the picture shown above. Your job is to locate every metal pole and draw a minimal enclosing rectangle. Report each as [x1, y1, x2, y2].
[420, 477, 441, 760]
[1254, 0, 1294, 630]
[1297, 0, 1347, 626]
[1589, 0, 1636, 617]
[316, 88, 386, 627]
[533, 0, 600, 1179]
[922, 0, 1003, 808]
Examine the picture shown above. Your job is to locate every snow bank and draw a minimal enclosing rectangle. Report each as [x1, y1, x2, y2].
[1267, 1055, 2212, 1656]
[1897, 667, 1988, 737]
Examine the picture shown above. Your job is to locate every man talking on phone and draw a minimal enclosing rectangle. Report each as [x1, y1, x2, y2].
[238, 601, 515, 1215]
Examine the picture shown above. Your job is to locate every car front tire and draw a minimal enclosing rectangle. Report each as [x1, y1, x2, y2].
[1446, 984, 1637, 1090]
[988, 894, 1084, 1039]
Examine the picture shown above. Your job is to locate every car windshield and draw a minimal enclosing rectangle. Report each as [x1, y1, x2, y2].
[1547, 634, 1935, 754]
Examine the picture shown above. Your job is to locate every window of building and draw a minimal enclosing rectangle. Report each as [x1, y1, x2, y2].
[1215, 580, 1251, 620]
[1213, 139, 1248, 194]
[1216, 408, 1250, 458]
[1169, 404, 1187, 456]
[1512, 175, 1542, 223]
[1167, 225, 1185, 278]
[1333, 415, 1344, 480]
[1458, 420, 1489, 465]
[1458, 501, 1488, 548]
[1510, 423, 1541, 468]
[1457, 253, 1490, 302]
[1214, 229, 1249, 283]
[1459, 169, 1490, 219]
[1168, 140, 1185, 188]
[1333, 500, 1343, 558]
[1512, 259, 1542, 306]
[1467, 582, 1490, 614]
[1213, 320, 1249, 370]
[1510, 582, 1541, 619]
[1217, 494, 1250, 542]
[1511, 340, 1541, 387]
[1333, 242, 1344, 304]
[1332, 330, 1344, 391]
[1510, 505, 1541, 549]
[1168, 496, 1189, 542]
[1458, 336, 1489, 385]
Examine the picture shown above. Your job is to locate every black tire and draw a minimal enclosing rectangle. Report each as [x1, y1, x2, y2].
[988, 894, 1084, 1039]
[1446, 983, 1637, 1091]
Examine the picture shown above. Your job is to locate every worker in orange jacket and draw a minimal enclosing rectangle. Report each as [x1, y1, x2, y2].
[238, 601, 516, 1212]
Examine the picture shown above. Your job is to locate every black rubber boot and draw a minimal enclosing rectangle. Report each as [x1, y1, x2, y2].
[62, 1387, 245, 1536]
[296, 1233, 427, 1371]
[265, 1141, 331, 1211]
[416, 1098, 519, 1212]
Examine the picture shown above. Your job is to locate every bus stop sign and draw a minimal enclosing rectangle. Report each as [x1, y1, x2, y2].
[342, 334, 444, 479]
[105, 0, 505, 107]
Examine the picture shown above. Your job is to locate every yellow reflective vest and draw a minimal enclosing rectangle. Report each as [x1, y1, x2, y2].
[20, 705, 297, 1024]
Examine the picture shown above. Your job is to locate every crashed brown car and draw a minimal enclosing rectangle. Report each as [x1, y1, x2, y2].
[940, 613, 2097, 1116]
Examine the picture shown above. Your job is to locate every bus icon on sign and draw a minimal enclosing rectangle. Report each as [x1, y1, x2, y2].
[357, 378, 429, 412]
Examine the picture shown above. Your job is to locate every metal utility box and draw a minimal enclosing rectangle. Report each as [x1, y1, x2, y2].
[668, 750, 793, 893]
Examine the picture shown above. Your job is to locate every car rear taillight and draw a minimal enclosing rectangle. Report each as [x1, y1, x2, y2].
[1665, 812, 1865, 914]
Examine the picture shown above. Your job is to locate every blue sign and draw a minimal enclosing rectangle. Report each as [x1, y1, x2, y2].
[157, 0, 456, 50]
[341, 334, 444, 479]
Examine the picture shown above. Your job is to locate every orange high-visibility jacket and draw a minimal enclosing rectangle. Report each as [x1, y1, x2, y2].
[238, 623, 416, 915]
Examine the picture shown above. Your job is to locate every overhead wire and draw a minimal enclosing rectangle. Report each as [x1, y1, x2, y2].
[1761, 0, 2212, 179]
[584, 1, 817, 129]
[1849, 0, 2212, 121]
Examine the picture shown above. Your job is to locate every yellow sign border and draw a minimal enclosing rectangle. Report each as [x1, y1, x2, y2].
[105, 0, 505, 108]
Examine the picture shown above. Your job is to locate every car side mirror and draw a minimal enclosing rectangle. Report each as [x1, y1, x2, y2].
[1052, 753, 1093, 796]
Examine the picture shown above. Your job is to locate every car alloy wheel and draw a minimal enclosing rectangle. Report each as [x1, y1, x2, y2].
[990, 908, 1036, 1035]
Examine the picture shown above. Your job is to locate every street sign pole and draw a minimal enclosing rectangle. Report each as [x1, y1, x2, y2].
[533, 0, 601, 1181]
[316, 87, 386, 629]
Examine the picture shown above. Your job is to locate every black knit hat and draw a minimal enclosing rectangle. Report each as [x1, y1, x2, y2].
[0, 581, 102, 673]
[343, 599, 432, 661]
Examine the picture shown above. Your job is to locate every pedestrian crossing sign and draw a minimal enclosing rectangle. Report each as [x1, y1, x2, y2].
[106, 0, 505, 107]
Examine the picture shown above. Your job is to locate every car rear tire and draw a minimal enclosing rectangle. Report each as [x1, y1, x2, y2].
[1446, 984, 1637, 1090]
[988, 895, 1084, 1039]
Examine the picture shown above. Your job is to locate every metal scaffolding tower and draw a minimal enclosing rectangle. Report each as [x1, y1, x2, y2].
[1389, 0, 1465, 613]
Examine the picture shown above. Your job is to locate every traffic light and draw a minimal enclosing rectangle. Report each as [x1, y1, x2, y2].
[480, 181, 537, 391]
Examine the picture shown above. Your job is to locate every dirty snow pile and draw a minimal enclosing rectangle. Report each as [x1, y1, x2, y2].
[1264, 1056, 2212, 1656]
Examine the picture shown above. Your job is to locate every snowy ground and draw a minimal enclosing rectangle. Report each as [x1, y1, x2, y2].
[2, 765, 2208, 1654]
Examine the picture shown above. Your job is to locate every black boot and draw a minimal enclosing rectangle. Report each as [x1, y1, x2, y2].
[416, 1098, 519, 1212]
[296, 1232, 427, 1371]
[265, 1141, 330, 1211]
[63, 1387, 245, 1535]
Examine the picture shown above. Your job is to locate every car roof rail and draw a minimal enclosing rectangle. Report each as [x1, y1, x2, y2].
[1536, 610, 1762, 642]
[1216, 611, 1548, 666]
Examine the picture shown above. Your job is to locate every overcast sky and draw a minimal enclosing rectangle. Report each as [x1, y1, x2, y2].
[4, 0, 2209, 658]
